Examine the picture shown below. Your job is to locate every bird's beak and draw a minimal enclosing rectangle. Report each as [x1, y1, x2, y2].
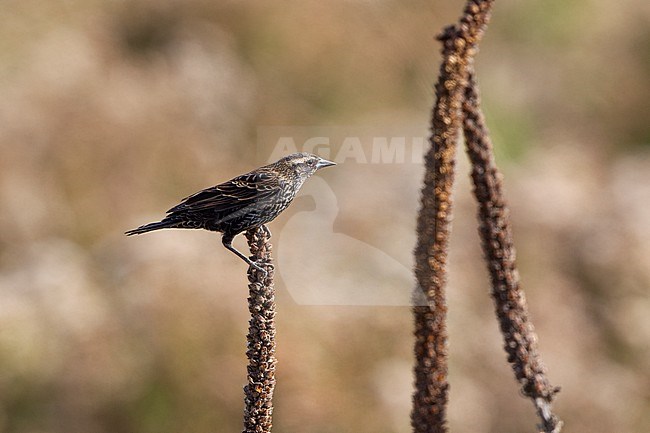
[316, 158, 336, 170]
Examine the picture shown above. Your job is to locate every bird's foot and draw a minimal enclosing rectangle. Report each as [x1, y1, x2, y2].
[259, 225, 271, 239]
[248, 261, 268, 278]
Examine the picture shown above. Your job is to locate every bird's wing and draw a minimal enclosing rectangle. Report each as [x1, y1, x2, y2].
[166, 170, 281, 214]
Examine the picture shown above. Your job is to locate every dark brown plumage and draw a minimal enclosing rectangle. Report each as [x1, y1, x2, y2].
[125, 152, 336, 272]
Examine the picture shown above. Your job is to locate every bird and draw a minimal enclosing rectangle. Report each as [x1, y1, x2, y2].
[125, 152, 336, 273]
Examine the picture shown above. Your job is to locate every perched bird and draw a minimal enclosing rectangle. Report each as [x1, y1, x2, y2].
[125, 152, 336, 273]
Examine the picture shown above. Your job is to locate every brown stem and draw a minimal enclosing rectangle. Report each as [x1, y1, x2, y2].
[412, 2, 494, 432]
[462, 69, 562, 433]
[242, 225, 276, 433]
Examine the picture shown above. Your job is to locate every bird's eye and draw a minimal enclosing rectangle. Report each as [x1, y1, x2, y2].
[308, 160, 316, 167]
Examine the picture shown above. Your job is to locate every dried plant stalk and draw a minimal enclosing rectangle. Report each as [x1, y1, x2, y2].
[462, 69, 562, 433]
[242, 225, 276, 433]
[412, 2, 494, 432]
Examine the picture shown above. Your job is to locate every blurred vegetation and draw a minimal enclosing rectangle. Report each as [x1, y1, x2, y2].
[0, 1, 649, 432]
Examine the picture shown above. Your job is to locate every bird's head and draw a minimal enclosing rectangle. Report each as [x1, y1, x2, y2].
[276, 152, 336, 180]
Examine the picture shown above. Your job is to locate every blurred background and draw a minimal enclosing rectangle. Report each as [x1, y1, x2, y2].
[1, 0, 649, 432]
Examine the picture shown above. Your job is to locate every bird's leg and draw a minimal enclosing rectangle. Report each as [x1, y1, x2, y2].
[222, 233, 267, 276]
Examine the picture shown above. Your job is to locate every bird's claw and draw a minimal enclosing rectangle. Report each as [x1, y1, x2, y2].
[249, 262, 268, 278]
[259, 225, 271, 239]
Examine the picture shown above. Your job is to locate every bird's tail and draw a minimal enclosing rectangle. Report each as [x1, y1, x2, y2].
[125, 219, 177, 236]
